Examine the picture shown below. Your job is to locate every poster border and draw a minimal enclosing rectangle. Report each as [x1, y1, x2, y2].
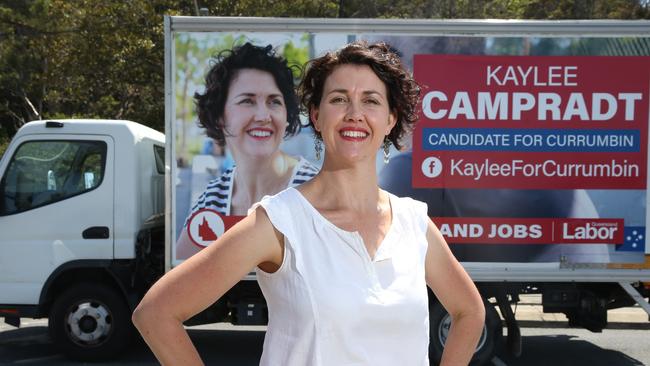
[169, 16, 650, 37]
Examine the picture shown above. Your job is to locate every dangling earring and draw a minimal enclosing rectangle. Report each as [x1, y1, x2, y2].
[315, 136, 323, 161]
[383, 138, 391, 164]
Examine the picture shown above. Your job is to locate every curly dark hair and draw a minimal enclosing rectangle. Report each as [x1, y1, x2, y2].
[298, 40, 420, 150]
[194, 42, 301, 147]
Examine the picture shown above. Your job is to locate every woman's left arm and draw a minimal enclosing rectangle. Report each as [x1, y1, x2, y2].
[425, 219, 485, 366]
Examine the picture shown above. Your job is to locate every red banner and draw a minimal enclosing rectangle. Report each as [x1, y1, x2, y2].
[432, 217, 624, 244]
[413, 56, 650, 189]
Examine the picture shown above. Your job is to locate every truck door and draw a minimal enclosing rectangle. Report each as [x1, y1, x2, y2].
[0, 135, 114, 304]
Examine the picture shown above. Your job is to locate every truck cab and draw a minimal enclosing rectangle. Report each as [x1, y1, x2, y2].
[0, 119, 165, 360]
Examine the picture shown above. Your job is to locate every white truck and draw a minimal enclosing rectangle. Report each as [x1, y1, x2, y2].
[0, 120, 166, 359]
[1, 17, 650, 365]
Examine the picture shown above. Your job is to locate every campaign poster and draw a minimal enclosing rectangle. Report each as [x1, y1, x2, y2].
[409, 54, 650, 264]
[169, 25, 650, 265]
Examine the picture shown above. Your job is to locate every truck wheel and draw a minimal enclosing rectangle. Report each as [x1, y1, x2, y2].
[48, 283, 133, 361]
[429, 300, 502, 365]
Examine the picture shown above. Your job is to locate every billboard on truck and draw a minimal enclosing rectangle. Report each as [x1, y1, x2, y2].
[167, 18, 650, 269]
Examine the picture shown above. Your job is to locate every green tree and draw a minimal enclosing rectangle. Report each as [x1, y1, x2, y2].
[0, 0, 194, 154]
[519, 0, 650, 19]
[0, 0, 51, 154]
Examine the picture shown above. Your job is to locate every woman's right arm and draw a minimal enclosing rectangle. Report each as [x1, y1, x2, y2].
[132, 207, 284, 365]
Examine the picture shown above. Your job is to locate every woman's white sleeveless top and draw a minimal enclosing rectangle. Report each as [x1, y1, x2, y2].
[251, 187, 430, 366]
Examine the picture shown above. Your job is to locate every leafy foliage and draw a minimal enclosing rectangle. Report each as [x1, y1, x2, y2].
[0, 0, 193, 154]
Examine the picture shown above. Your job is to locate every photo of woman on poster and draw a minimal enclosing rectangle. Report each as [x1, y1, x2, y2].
[176, 43, 318, 259]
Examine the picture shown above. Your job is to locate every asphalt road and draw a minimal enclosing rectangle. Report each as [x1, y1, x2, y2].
[1, 319, 649, 365]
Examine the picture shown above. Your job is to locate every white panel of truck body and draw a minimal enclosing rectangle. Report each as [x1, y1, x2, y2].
[168, 17, 650, 36]
[0, 132, 114, 304]
[466, 262, 650, 282]
[165, 17, 650, 279]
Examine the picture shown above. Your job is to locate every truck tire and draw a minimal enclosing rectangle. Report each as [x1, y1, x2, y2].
[429, 300, 502, 365]
[48, 282, 133, 361]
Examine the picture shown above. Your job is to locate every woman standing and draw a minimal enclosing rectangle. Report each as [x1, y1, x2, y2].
[135, 41, 484, 365]
[176, 43, 318, 259]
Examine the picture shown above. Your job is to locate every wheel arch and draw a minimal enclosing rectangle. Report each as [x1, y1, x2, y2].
[39, 260, 131, 315]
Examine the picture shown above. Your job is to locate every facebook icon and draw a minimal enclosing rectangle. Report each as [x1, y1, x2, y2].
[421, 157, 443, 178]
